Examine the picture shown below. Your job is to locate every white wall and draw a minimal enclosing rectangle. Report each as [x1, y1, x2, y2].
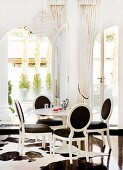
[0, 0, 43, 38]
[0, 0, 123, 37]
[95, 0, 123, 33]
[0, 34, 11, 121]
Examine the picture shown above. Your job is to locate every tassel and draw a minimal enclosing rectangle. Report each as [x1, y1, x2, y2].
[79, 0, 98, 6]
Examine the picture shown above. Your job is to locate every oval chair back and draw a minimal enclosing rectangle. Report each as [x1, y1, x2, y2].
[14, 100, 25, 125]
[34, 95, 51, 109]
[67, 103, 92, 133]
[101, 98, 113, 123]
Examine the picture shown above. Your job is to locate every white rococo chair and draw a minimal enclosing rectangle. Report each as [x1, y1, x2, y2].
[53, 103, 92, 164]
[87, 98, 113, 148]
[34, 95, 63, 126]
[14, 100, 53, 155]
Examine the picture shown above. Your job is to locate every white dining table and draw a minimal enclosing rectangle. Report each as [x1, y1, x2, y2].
[32, 107, 69, 127]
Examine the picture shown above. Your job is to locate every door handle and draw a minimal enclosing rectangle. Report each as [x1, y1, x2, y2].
[97, 77, 105, 83]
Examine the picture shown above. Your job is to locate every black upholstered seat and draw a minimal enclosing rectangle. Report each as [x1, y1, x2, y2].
[36, 118, 63, 126]
[54, 128, 85, 138]
[34, 95, 63, 127]
[88, 121, 107, 129]
[24, 124, 53, 133]
[87, 98, 113, 148]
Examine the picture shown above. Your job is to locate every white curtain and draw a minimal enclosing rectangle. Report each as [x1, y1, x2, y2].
[49, 3, 66, 30]
[78, 0, 100, 105]
[49, 1, 66, 105]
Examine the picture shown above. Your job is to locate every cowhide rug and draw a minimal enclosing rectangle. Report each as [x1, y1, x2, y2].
[0, 135, 110, 170]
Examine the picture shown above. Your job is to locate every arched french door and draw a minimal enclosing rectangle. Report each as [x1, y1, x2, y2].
[93, 26, 118, 126]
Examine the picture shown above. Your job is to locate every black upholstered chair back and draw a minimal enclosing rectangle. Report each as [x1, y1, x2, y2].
[14, 100, 25, 124]
[67, 104, 92, 132]
[101, 98, 112, 121]
[34, 95, 51, 109]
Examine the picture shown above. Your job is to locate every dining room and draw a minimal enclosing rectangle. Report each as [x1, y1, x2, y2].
[0, 0, 123, 169]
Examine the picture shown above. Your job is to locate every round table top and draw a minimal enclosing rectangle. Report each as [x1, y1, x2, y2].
[34, 107, 69, 117]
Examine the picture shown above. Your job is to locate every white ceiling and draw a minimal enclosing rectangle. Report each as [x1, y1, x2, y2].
[0, 0, 123, 38]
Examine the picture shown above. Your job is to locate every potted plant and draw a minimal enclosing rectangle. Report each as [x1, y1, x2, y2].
[33, 73, 41, 96]
[19, 73, 30, 101]
[46, 72, 52, 91]
[8, 80, 15, 113]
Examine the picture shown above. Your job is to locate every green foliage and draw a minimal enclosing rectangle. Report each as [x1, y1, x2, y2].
[8, 81, 15, 113]
[106, 33, 115, 42]
[46, 72, 52, 91]
[19, 73, 30, 89]
[33, 73, 41, 93]
[8, 81, 12, 105]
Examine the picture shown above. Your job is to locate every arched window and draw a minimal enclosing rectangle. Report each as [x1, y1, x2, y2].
[8, 27, 52, 106]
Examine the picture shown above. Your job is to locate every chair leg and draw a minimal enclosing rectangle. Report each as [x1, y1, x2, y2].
[106, 129, 111, 149]
[42, 136, 46, 149]
[85, 134, 89, 162]
[101, 131, 105, 146]
[35, 135, 38, 142]
[18, 132, 22, 153]
[77, 141, 81, 151]
[69, 139, 73, 164]
[20, 132, 25, 155]
[77, 140, 81, 160]
[53, 135, 56, 156]
[49, 134, 52, 154]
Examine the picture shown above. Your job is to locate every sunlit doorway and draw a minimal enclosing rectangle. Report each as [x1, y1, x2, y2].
[93, 26, 118, 126]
